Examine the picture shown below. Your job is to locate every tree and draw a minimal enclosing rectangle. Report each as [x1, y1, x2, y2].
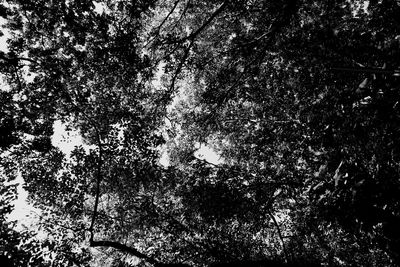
[1, 0, 399, 266]
[158, 0, 400, 265]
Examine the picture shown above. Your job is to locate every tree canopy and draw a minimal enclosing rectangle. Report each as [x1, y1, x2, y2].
[1, 0, 400, 266]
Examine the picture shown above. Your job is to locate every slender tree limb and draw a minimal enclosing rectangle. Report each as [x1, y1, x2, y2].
[185, 1, 228, 41]
[0, 52, 41, 65]
[89, 131, 103, 242]
[160, 1, 228, 45]
[16, 57, 40, 64]
[144, 0, 182, 48]
[90, 240, 160, 265]
[151, 39, 193, 119]
[156, 0, 181, 32]
[268, 210, 290, 263]
[168, 40, 194, 93]
[153, 0, 191, 47]
[173, 0, 191, 28]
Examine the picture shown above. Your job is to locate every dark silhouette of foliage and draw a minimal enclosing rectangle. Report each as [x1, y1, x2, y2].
[1, 0, 400, 266]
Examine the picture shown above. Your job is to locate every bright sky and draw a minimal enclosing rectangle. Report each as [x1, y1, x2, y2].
[194, 143, 223, 165]
[0, 18, 9, 52]
[0, 19, 29, 224]
[51, 120, 90, 156]
[6, 176, 38, 226]
[0, 17, 10, 91]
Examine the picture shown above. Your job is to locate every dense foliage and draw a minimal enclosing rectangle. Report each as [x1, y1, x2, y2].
[1, 0, 400, 266]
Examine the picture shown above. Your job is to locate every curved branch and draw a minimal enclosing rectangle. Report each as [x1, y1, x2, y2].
[268, 210, 290, 263]
[0, 52, 41, 65]
[17, 57, 40, 65]
[90, 240, 160, 265]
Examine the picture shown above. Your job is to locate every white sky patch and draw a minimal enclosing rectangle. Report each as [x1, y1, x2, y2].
[0, 17, 11, 91]
[0, 77, 9, 91]
[7, 174, 39, 228]
[73, 44, 87, 52]
[348, 0, 370, 16]
[52, 120, 93, 157]
[6, 120, 91, 223]
[159, 149, 170, 167]
[194, 143, 223, 165]
[152, 61, 166, 90]
[157, 63, 224, 167]
[1, 18, 38, 226]
[93, 1, 108, 15]
[0, 17, 9, 52]
[6, 120, 92, 226]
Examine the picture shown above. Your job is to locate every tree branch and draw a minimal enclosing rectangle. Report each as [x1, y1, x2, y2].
[161, 1, 228, 45]
[185, 1, 228, 41]
[268, 210, 290, 263]
[173, 0, 191, 28]
[89, 131, 103, 242]
[90, 240, 160, 265]
[168, 40, 194, 93]
[145, 0, 182, 48]
[156, 0, 182, 32]
[0, 51, 41, 65]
